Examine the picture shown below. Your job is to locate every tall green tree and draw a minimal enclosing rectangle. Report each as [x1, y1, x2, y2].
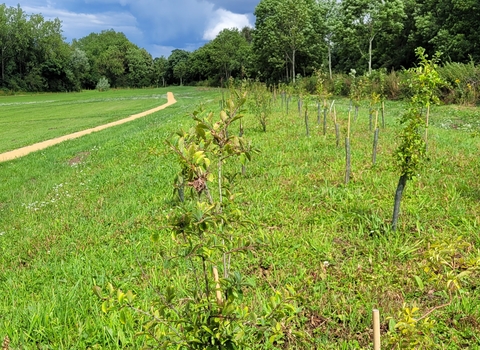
[69, 48, 90, 90]
[166, 49, 190, 85]
[97, 45, 126, 87]
[0, 4, 9, 83]
[153, 56, 167, 87]
[252, 0, 286, 82]
[0, 5, 27, 86]
[126, 47, 153, 87]
[253, 0, 325, 83]
[209, 28, 251, 81]
[410, 0, 480, 62]
[187, 45, 212, 83]
[73, 30, 133, 88]
[0, 4, 77, 91]
[173, 59, 188, 86]
[339, 0, 406, 74]
[34, 17, 75, 91]
[277, 0, 311, 82]
[319, 0, 341, 79]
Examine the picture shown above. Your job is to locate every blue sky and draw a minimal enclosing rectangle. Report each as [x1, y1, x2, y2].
[3, 0, 259, 58]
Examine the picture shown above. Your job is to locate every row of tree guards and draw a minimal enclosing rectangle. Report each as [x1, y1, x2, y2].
[256, 89, 386, 348]
[276, 91, 386, 187]
[221, 47, 438, 232]
[237, 52, 437, 231]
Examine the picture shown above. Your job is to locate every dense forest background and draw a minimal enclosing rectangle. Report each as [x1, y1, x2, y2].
[0, 0, 479, 92]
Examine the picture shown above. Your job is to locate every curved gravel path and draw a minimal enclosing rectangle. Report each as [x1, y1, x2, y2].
[0, 92, 177, 163]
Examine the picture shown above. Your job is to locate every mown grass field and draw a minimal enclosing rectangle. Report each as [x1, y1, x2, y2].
[0, 88, 173, 153]
[0, 87, 479, 349]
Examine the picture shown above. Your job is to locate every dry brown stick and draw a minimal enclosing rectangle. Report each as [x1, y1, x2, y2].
[416, 292, 452, 322]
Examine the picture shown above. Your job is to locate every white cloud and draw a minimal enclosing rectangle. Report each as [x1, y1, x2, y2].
[203, 8, 252, 40]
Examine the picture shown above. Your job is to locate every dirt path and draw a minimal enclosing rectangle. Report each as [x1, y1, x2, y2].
[0, 92, 177, 163]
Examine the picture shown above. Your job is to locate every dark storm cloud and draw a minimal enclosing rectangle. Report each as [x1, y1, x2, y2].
[2, 0, 257, 57]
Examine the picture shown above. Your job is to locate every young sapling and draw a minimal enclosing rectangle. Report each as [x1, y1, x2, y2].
[391, 47, 442, 230]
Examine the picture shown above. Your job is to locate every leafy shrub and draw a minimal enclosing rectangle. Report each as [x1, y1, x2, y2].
[300, 75, 318, 94]
[331, 73, 350, 96]
[195, 77, 217, 87]
[438, 62, 480, 105]
[96, 76, 110, 91]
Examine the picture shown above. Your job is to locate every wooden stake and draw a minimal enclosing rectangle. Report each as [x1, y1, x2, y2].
[373, 309, 381, 350]
[212, 266, 223, 306]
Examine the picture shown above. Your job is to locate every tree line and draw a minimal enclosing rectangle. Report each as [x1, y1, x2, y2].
[1, 0, 479, 92]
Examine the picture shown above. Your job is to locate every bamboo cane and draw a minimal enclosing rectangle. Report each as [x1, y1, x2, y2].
[373, 309, 381, 350]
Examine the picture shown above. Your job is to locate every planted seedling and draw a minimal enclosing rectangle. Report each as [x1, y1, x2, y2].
[391, 47, 442, 230]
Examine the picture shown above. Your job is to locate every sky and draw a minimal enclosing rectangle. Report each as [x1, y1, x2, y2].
[3, 0, 259, 58]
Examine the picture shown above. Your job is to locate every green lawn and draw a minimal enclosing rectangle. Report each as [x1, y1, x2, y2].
[0, 88, 174, 153]
[0, 87, 479, 349]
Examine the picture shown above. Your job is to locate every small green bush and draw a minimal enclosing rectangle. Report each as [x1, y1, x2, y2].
[332, 73, 350, 96]
[301, 75, 318, 94]
[96, 76, 110, 91]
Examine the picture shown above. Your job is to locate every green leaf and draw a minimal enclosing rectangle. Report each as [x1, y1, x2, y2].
[119, 309, 127, 325]
[107, 283, 115, 295]
[117, 290, 125, 304]
[151, 232, 160, 242]
[126, 290, 136, 303]
[201, 325, 214, 335]
[413, 275, 424, 291]
[92, 285, 103, 299]
[101, 301, 109, 314]
[389, 318, 397, 332]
